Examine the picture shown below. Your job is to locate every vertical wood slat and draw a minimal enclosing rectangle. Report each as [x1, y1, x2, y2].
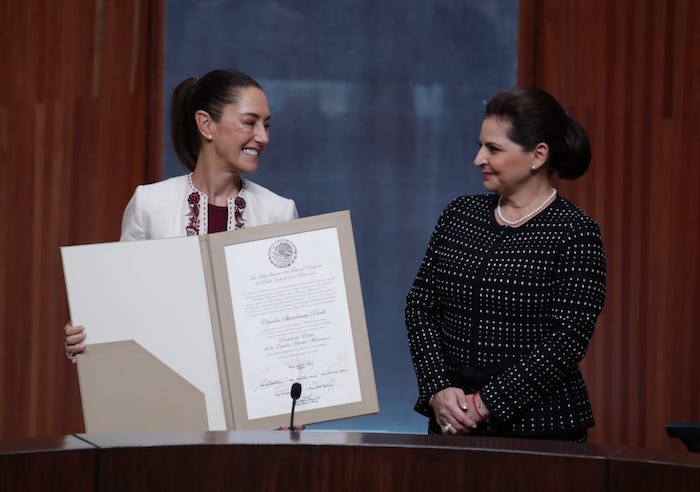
[519, 0, 700, 451]
[0, 0, 164, 438]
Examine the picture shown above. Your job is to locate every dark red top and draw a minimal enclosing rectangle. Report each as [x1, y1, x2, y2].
[207, 203, 228, 234]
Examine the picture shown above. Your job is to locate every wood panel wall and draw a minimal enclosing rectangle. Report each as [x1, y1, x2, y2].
[0, 0, 164, 438]
[2, 0, 698, 452]
[519, 0, 700, 450]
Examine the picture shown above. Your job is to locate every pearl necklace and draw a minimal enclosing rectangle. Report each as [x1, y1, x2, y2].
[497, 188, 557, 226]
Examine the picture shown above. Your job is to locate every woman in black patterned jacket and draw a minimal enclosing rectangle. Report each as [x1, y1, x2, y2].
[405, 87, 606, 441]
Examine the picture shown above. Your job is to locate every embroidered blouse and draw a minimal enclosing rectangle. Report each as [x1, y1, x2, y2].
[120, 173, 298, 241]
[184, 174, 248, 235]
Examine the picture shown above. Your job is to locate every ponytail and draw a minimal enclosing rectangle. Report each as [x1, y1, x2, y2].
[170, 78, 199, 171]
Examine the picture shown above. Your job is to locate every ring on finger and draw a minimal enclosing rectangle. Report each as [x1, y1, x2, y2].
[64, 342, 74, 360]
[442, 422, 453, 433]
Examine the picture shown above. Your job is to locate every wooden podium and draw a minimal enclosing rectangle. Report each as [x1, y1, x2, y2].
[2, 431, 700, 491]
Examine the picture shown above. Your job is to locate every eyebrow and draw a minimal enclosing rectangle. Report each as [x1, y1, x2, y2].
[240, 111, 271, 120]
[477, 139, 500, 146]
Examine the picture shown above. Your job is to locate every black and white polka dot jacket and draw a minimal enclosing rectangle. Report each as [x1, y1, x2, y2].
[406, 194, 606, 437]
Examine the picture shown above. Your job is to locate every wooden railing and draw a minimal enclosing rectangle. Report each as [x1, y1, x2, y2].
[2, 431, 699, 491]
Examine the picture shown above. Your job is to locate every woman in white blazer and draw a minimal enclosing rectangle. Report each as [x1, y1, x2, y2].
[65, 69, 298, 358]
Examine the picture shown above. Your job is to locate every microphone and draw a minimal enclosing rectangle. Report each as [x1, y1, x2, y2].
[289, 382, 302, 430]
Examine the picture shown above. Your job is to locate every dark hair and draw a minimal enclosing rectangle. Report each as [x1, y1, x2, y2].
[485, 86, 591, 179]
[170, 69, 263, 171]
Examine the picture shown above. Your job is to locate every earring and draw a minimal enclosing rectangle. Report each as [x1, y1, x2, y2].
[531, 164, 537, 172]
[207, 135, 213, 141]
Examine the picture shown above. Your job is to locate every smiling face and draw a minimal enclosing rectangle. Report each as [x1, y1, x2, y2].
[473, 116, 540, 196]
[201, 86, 271, 175]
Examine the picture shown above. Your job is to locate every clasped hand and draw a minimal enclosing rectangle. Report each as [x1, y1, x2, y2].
[431, 387, 486, 435]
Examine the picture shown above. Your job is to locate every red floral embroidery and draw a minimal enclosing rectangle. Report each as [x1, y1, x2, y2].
[186, 192, 200, 235]
[234, 196, 246, 229]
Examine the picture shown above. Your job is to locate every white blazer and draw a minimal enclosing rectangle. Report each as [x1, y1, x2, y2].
[120, 174, 298, 241]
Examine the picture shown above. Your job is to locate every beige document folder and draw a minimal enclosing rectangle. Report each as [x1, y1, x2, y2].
[77, 341, 208, 432]
[61, 210, 379, 433]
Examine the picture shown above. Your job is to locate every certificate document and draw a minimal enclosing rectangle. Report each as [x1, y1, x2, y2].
[225, 227, 361, 420]
[62, 210, 378, 432]
[207, 210, 378, 429]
